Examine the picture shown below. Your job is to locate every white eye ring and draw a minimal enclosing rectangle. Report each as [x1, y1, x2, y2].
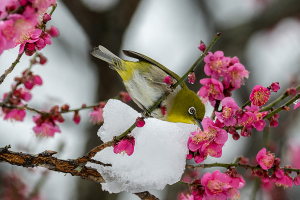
[188, 107, 196, 115]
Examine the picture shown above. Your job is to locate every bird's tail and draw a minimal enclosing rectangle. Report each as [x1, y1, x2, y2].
[90, 45, 122, 70]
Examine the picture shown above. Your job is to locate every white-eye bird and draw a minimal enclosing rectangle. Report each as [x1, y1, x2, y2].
[91, 46, 205, 128]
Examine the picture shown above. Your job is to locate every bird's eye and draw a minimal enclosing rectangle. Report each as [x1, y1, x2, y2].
[188, 107, 196, 115]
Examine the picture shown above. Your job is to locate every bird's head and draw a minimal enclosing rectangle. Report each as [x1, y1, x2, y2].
[167, 88, 205, 130]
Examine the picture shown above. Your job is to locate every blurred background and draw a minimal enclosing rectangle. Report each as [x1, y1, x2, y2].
[0, 0, 300, 199]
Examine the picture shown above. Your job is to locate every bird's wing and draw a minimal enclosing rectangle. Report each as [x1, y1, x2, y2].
[122, 50, 183, 83]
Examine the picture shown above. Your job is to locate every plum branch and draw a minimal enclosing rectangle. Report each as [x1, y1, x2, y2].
[0, 145, 159, 200]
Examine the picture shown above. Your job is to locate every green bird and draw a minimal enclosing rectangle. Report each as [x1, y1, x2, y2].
[91, 46, 205, 128]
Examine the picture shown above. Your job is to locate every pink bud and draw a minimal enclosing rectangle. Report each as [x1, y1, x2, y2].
[47, 26, 59, 37]
[136, 117, 145, 127]
[73, 111, 81, 124]
[160, 106, 166, 115]
[187, 151, 193, 159]
[188, 72, 196, 84]
[232, 133, 240, 140]
[119, 91, 131, 103]
[294, 175, 300, 186]
[164, 76, 173, 85]
[274, 158, 281, 166]
[198, 43, 206, 52]
[241, 127, 251, 137]
[239, 156, 249, 165]
[39, 54, 47, 65]
[286, 87, 297, 96]
[43, 13, 51, 23]
[262, 173, 270, 183]
[61, 104, 69, 111]
[270, 82, 280, 92]
[99, 102, 106, 108]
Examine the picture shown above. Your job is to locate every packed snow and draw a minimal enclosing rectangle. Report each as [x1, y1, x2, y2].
[87, 99, 197, 193]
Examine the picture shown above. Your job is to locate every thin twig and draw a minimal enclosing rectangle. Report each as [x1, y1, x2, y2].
[260, 84, 300, 112]
[2, 51, 39, 104]
[186, 162, 300, 173]
[0, 52, 24, 85]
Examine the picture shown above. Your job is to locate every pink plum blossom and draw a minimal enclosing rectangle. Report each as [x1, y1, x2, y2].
[89, 107, 104, 124]
[256, 148, 274, 170]
[0, 20, 17, 54]
[203, 51, 229, 79]
[215, 97, 239, 126]
[247, 105, 268, 131]
[198, 78, 225, 107]
[113, 137, 135, 156]
[237, 106, 257, 129]
[201, 170, 243, 200]
[276, 175, 293, 188]
[2, 108, 26, 121]
[269, 113, 279, 127]
[22, 73, 43, 90]
[249, 85, 271, 106]
[32, 114, 61, 137]
[16, 28, 42, 54]
[294, 175, 300, 186]
[14, 87, 32, 102]
[223, 63, 249, 90]
[188, 117, 228, 163]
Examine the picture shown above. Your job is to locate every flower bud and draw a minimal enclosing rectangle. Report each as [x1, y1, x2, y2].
[47, 26, 59, 37]
[198, 41, 206, 52]
[239, 156, 249, 165]
[282, 106, 290, 111]
[270, 82, 280, 92]
[241, 127, 251, 137]
[99, 102, 106, 108]
[43, 13, 51, 23]
[81, 103, 87, 108]
[164, 76, 173, 85]
[286, 87, 297, 96]
[119, 91, 131, 103]
[136, 117, 145, 127]
[262, 173, 270, 183]
[73, 111, 81, 124]
[274, 158, 281, 166]
[232, 133, 240, 140]
[294, 175, 300, 186]
[188, 72, 196, 84]
[160, 106, 166, 115]
[39, 54, 47, 65]
[61, 104, 69, 111]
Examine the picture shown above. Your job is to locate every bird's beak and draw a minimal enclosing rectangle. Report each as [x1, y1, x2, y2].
[193, 116, 204, 131]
